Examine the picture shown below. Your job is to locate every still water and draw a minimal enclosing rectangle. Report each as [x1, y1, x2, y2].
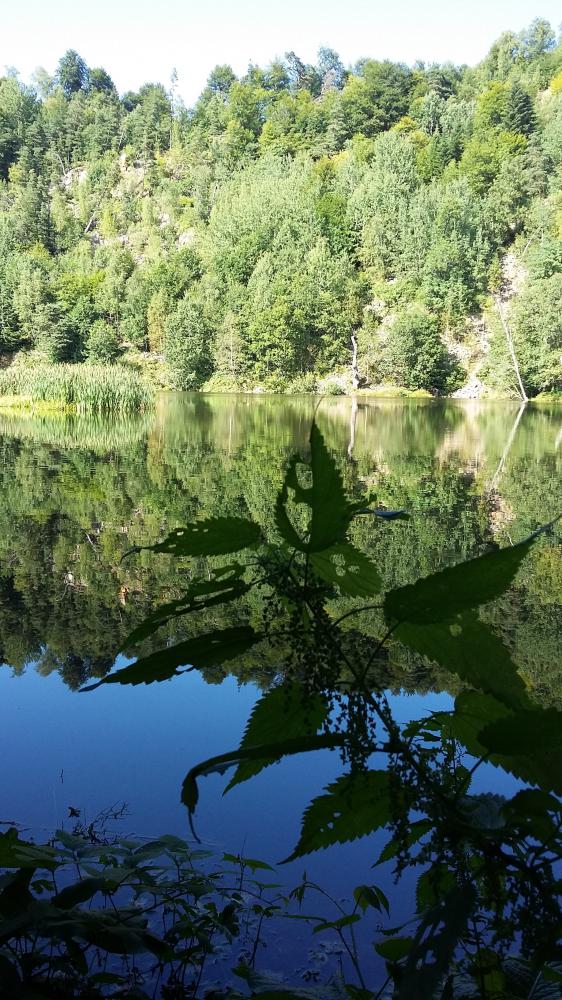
[0, 394, 560, 976]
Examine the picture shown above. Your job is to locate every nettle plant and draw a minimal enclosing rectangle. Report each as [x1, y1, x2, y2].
[83, 421, 562, 998]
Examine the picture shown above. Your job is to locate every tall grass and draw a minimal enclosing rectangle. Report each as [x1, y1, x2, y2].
[0, 364, 153, 413]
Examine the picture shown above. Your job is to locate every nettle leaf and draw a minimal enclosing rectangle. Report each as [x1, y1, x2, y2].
[376, 820, 432, 866]
[439, 692, 562, 795]
[82, 626, 258, 690]
[396, 612, 530, 710]
[275, 422, 354, 553]
[385, 530, 544, 625]
[226, 682, 329, 790]
[415, 864, 456, 913]
[284, 771, 394, 863]
[128, 516, 261, 558]
[479, 709, 562, 755]
[124, 565, 249, 646]
[310, 542, 381, 597]
[182, 734, 347, 816]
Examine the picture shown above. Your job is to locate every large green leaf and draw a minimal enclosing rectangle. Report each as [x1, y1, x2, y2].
[127, 516, 261, 558]
[182, 734, 347, 815]
[82, 626, 258, 690]
[479, 708, 562, 754]
[396, 612, 531, 710]
[434, 692, 562, 795]
[284, 771, 393, 863]
[274, 423, 354, 553]
[385, 532, 540, 625]
[310, 542, 381, 597]
[226, 682, 329, 791]
[123, 565, 249, 646]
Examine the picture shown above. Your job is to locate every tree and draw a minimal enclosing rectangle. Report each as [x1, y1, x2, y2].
[56, 50, 89, 98]
[88, 67, 116, 95]
[381, 304, 455, 391]
[165, 297, 213, 389]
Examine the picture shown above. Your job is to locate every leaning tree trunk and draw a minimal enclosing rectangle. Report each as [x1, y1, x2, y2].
[494, 295, 528, 403]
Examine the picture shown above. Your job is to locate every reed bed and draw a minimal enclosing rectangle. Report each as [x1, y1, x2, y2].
[0, 364, 153, 413]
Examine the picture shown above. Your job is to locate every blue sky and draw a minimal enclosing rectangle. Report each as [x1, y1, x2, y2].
[4, 0, 561, 105]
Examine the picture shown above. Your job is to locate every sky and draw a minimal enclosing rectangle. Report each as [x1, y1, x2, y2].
[3, 0, 561, 105]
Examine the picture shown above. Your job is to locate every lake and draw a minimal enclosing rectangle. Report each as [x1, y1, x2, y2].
[0, 393, 560, 986]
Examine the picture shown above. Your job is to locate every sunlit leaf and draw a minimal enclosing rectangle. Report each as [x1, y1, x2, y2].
[127, 516, 261, 558]
[310, 542, 381, 597]
[396, 612, 531, 710]
[284, 771, 394, 863]
[82, 626, 258, 690]
[226, 681, 329, 790]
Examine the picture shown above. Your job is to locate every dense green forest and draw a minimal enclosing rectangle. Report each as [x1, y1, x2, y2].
[0, 20, 561, 394]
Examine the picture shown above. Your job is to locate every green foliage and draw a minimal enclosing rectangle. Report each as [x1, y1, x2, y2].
[1, 21, 559, 395]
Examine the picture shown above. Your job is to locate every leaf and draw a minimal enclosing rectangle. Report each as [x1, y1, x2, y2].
[395, 612, 530, 710]
[310, 542, 381, 597]
[385, 530, 543, 625]
[375, 936, 415, 961]
[479, 708, 562, 754]
[274, 423, 354, 553]
[354, 884, 390, 915]
[0, 829, 58, 871]
[182, 734, 347, 815]
[124, 565, 249, 646]
[53, 877, 109, 909]
[376, 820, 432, 866]
[284, 771, 394, 863]
[313, 913, 361, 933]
[415, 864, 456, 913]
[129, 516, 261, 558]
[436, 692, 562, 795]
[82, 626, 258, 689]
[226, 682, 329, 790]
[397, 884, 477, 1000]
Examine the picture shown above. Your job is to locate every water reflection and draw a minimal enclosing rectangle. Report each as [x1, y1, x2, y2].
[0, 395, 560, 699]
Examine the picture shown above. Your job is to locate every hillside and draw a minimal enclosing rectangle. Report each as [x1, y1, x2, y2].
[0, 21, 561, 396]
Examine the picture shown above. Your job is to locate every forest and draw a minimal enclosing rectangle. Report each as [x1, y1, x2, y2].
[0, 19, 561, 396]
